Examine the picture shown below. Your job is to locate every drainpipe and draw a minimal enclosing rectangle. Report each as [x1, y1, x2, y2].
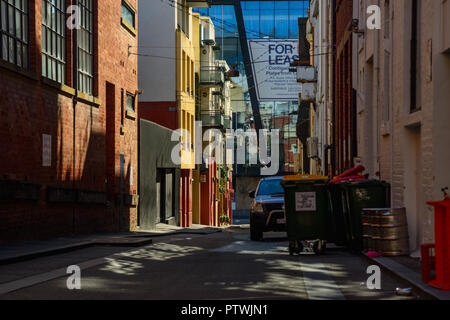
[72, 18, 78, 235]
[374, 0, 381, 179]
[390, 3, 394, 205]
[331, 0, 337, 176]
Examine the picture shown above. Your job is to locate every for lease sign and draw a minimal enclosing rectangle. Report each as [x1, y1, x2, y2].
[248, 39, 300, 101]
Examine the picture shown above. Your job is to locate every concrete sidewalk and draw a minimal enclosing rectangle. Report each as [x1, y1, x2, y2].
[363, 254, 450, 300]
[0, 224, 222, 266]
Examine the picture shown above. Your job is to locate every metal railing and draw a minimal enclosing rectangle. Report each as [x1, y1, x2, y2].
[200, 110, 225, 128]
[200, 66, 225, 86]
[223, 116, 232, 130]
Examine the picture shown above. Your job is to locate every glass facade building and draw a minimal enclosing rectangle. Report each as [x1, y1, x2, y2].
[194, 1, 309, 175]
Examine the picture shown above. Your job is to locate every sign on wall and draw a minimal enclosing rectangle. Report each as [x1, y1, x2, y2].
[42, 134, 52, 167]
[248, 39, 300, 101]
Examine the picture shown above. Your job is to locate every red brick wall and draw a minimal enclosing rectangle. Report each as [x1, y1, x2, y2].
[335, 0, 355, 173]
[138, 101, 178, 131]
[336, 0, 353, 45]
[0, 0, 139, 243]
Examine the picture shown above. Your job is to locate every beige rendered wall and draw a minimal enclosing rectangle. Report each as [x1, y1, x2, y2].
[354, 0, 446, 255]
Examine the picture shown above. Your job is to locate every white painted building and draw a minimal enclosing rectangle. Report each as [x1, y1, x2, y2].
[304, 0, 334, 175]
[353, 0, 450, 256]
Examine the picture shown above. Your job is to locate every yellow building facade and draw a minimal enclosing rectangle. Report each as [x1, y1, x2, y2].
[176, 29, 196, 170]
[192, 13, 202, 224]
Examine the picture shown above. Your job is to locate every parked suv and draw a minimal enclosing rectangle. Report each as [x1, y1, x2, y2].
[248, 176, 285, 241]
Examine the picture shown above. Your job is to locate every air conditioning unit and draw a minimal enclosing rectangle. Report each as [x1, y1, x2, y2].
[200, 18, 215, 46]
[301, 82, 317, 102]
[296, 66, 317, 83]
[307, 137, 319, 159]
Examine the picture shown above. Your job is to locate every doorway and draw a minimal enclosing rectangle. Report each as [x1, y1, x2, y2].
[404, 125, 422, 256]
[156, 168, 176, 224]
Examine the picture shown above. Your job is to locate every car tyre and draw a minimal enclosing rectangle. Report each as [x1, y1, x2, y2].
[250, 225, 263, 241]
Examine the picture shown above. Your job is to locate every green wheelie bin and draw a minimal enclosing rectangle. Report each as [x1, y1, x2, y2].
[281, 175, 331, 255]
[328, 182, 352, 247]
[339, 180, 391, 252]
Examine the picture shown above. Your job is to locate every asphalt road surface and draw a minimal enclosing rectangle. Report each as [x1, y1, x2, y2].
[0, 227, 426, 300]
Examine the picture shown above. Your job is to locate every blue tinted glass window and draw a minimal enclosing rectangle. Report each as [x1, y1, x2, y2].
[275, 9, 289, 38]
[243, 8, 259, 39]
[260, 9, 275, 38]
[289, 1, 302, 10]
[277, 1, 289, 10]
[260, 1, 275, 10]
[242, 1, 259, 10]
[289, 9, 302, 38]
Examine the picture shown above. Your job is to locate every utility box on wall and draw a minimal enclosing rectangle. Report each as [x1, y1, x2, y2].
[296, 66, 317, 83]
[307, 137, 319, 159]
[300, 83, 316, 102]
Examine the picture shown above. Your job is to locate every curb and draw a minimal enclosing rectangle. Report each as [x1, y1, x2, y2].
[0, 242, 93, 266]
[0, 228, 222, 266]
[361, 253, 442, 300]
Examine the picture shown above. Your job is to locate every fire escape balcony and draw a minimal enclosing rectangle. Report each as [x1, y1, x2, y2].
[200, 109, 225, 129]
[200, 66, 225, 87]
[223, 116, 232, 130]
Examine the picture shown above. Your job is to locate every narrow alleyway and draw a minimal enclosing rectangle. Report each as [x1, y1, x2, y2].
[0, 228, 425, 300]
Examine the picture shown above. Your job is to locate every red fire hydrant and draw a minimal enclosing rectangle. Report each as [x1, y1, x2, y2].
[424, 187, 450, 290]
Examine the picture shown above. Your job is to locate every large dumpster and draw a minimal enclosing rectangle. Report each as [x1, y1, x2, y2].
[328, 166, 366, 247]
[281, 175, 330, 255]
[340, 180, 391, 252]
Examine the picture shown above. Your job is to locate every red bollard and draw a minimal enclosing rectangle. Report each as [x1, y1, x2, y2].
[426, 193, 450, 290]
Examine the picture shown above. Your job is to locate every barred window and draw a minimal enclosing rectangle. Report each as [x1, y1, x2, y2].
[77, 0, 93, 95]
[0, 0, 29, 68]
[42, 0, 66, 83]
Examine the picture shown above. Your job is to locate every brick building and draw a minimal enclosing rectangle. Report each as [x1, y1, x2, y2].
[334, 0, 357, 173]
[0, 0, 139, 243]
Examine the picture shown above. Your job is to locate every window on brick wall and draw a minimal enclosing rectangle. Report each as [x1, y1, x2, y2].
[77, 0, 93, 95]
[410, 0, 421, 112]
[384, 0, 390, 39]
[126, 92, 135, 112]
[42, 0, 66, 83]
[121, 1, 135, 29]
[383, 51, 390, 121]
[0, 0, 28, 68]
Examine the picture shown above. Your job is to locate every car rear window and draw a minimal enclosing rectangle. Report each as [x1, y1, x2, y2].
[257, 179, 284, 196]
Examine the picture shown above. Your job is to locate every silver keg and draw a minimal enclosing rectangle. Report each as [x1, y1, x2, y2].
[362, 208, 383, 252]
[363, 208, 410, 256]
